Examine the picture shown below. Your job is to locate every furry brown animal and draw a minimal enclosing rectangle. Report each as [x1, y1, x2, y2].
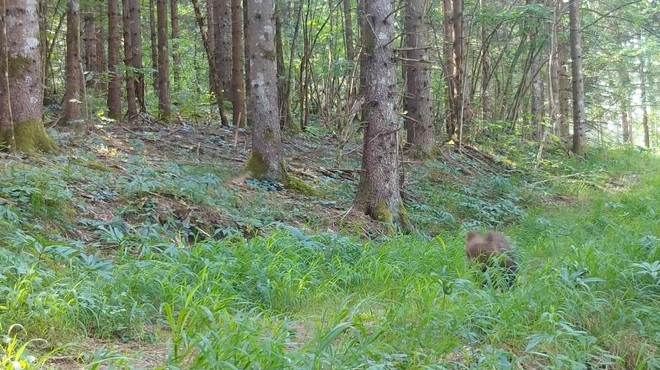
[466, 231, 518, 287]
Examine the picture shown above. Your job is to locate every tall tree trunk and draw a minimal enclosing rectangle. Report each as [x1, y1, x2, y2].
[191, 0, 218, 109]
[38, 0, 48, 97]
[275, 5, 290, 130]
[357, 0, 366, 123]
[403, 0, 434, 157]
[342, 0, 354, 61]
[214, 0, 232, 101]
[206, 0, 218, 98]
[243, 0, 250, 105]
[569, 0, 586, 155]
[442, 0, 455, 138]
[0, 0, 14, 150]
[129, 0, 144, 111]
[244, 0, 285, 181]
[548, 0, 561, 137]
[95, 3, 106, 91]
[527, 0, 543, 141]
[617, 68, 631, 143]
[530, 49, 543, 141]
[149, 0, 158, 91]
[638, 36, 649, 148]
[299, 0, 311, 131]
[61, 0, 84, 125]
[107, 0, 121, 120]
[557, 31, 570, 140]
[232, 0, 246, 127]
[452, 0, 471, 140]
[157, 0, 171, 121]
[212, 0, 230, 125]
[82, 10, 97, 87]
[170, 0, 181, 91]
[479, 0, 490, 121]
[281, 0, 303, 132]
[354, 0, 410, 232]
[122, 0, 137, 120]
[0, 0, 56, 152]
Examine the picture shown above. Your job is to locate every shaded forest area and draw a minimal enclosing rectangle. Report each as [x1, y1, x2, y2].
[0, 0, 659, 369]
[1, 0, 657, 229]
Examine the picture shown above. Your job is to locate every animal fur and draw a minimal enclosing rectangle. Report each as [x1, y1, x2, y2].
[466, 231, 519, 286]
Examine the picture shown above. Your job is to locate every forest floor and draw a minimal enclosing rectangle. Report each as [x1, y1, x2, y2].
[1, 120, 658, 369]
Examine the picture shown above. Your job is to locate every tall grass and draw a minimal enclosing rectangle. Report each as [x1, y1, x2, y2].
[0, 144, 658, 368]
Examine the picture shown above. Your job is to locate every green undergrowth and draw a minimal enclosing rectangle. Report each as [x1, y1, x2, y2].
[0, 136, 658, 368]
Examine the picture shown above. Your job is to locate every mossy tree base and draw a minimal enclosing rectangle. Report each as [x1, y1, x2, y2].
[242, 152, 318, 196]
[405, 144, 438, 160]
[355, 198, 414, 235]
[10, 120, 58, 153]
[244, 151, 287, 183]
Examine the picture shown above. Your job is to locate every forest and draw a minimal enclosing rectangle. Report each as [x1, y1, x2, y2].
[0, 0, 658, 369]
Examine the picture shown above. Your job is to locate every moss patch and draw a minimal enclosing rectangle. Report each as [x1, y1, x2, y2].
[373, 200, 394, 234]
[370, 200, 413, 234]
[286, 175, 318, 196]
[13, 119, 58, 153]
[244, 152, 288, 186]
[398, 202, 413, 233]
[244, 151, 271, 179]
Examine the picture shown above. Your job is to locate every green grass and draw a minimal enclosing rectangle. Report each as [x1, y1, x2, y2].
[0, 138, 658, 369]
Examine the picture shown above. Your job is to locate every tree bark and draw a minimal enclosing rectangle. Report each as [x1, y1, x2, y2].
[479, 0, 490, 121]
[149, 0, 158, 91]
[342, 0, 354, 61]
[452, 0, 471, 140]
[0, 0, 13, 150]
[275, 7, 291, 130]
[95, 3, 106, 91]
[354, 0, 411, 232]
[569, 0, 586, 155]
[403, 0, 434, 157]
[170, 0, 181, 91]
[107, 0, 121, 120]
[191, 0, 218, 108]
[211, 0, 229, 125]
[82, 10, 97, 87]
[129, 0, 144, 112]
[157, 0, 171, 121]
[530, 49, 543, 140]
[206, 0, 218, 97]
[0, 0, 56, 152]
[617, 68, 631, 143]
[244, 0, 285, 181]
[548, 0, 561, 137]
[638, 36, 649, 148]
[442, 0, 455, 138]
[122, 0, 137, 120]
[231, 0, 246, 127]
[61, 0, 84, 125]
[214, 0, 232, 101]
[557, 30, 570, 140]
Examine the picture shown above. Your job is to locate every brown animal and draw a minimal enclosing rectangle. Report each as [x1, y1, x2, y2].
[466, 231, 518, 287]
